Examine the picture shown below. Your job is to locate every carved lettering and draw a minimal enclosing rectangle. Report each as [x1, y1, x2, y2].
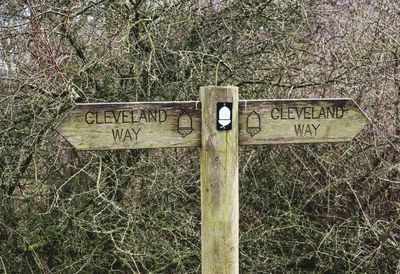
[84, 109, 168, 124]
[85, 111, 95, 124]
[271, 108, 280, 120]
[112, 111, 122, 123]
[104, 111, 113, 124]
[112, 128, 123, 141]
[294, 123, 320, 137]
[148, 109, 157, 122]
[139, 110, 147, 122]
[112, 128, 141, 142]
[159, 109, 167, 122]
[270, 106, 345, 120]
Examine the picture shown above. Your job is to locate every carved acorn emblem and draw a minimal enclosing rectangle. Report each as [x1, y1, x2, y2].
[177, 111, 193, 138]
[246, 111, 261, 137]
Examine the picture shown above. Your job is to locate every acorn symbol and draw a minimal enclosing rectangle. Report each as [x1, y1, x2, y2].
[177, 111, 193, 138]
[218, 104, 231, 129]
[246, 111, 261, 137]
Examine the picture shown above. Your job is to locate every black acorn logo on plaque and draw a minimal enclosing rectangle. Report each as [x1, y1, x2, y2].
[246, 111, 261, 137]
[177, 110, 193, 138]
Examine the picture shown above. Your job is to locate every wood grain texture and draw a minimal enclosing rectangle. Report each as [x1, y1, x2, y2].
[239, 99, 369, 145]
[200, 86, 239, 274]
[56, 102, 201, 150]
[56, 99, 369, 150]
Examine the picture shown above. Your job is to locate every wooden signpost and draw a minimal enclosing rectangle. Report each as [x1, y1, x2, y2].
[56, 102, 201, 150]
[239, 99, 369, 144]
[56, 86, 369, 274]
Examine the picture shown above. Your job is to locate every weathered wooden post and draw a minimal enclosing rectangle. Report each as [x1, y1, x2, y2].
[200, 86, 239, 274]
[56, 86, 369, 273]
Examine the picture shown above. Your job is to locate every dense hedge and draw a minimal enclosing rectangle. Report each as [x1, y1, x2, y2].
[1, 1, 399, 273]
